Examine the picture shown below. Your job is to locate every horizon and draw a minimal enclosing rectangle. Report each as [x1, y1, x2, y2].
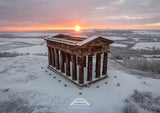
[1, 27, 160, 33]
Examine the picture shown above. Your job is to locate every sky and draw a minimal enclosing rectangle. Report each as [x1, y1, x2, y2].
[0, 0, 160, 31]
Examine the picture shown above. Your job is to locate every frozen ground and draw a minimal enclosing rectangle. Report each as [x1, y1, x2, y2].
[0, 38, 46, 53]
[0, 38, 45, 45]
[111, 43, 127, 48]
[133, 30, 160, 36]
[0, 32, 52, 37]
[105, 36, 127, 41]
[2, 45, 47, 55]
[0, 31, 160, 113]
[0, 55, 160, 113]
[131, 42, 160, 50]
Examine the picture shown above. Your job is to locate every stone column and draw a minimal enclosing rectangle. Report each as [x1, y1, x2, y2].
[63, 52, 66, 63]
[55, 49, 60, 69]
[48, 47, 52, 65]
[95, 53, 101, 78]
[83, 56, 86, 67]
[77, 57, 80, 65]
[66, 53, 71, 76]
[87, 55, 93, 81]
[60, 51, 65, 73]
[79, 56, 84, 84]
[51, 48, 55, 67]
[102, 52, 108, 75]
[72, 55, 77, 80]
[68, 54, 71, 62]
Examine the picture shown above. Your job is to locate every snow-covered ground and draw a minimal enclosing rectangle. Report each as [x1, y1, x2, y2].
[105, 36, 127, 41]
[0, 38, 45, 45]
[0, 41, 13, 46]
[0, 55, 160, 113]
[111, 43, 127, 48]
[143, 54, 160, 58]
[133, 30, 160, 36]
[131, 42, 160, 50]
[0, 32, 160, 113]
[0, 32, 52, 37]
[0, 38, 46, 53]
[2, 45, 47, 54]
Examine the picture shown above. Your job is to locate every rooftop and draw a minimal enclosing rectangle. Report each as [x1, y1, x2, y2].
[45, 33, 113, 46]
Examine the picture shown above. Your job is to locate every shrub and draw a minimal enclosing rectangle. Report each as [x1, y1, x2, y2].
[123, 58, 160, 74]
[123, 104, 139, 113]
[0, 52, 20, 57]
[126, 90, 160, 113]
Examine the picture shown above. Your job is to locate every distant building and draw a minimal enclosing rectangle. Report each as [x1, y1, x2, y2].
[45, 33, 113, 88]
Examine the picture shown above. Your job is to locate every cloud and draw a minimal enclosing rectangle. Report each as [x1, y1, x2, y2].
[0, 0, 160, 30]
[146, 23, 160, 26]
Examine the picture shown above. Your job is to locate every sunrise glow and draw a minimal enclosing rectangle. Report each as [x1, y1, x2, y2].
[74, 25, 81, 32]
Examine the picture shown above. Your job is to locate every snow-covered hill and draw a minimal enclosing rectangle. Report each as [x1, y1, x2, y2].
[0, 55, 160, 113]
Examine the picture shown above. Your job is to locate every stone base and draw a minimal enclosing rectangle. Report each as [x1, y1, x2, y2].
[48, 65, 108, 89]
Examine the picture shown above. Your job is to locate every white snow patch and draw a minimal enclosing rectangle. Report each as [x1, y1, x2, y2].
[2, 45, 47, 54]
[0, 41, 13, 46]
[131, 42, 160, 50]
[133, 30, 160, 36]
[0, 38, 45, 45]
[143, 54, 160, 57]
[13, 32, 52, 37]
[76, 35, 100, 46]
[133, 38, 139, 42]
[111, 43, 127, 47]
[106, 36, 127, 41]
[120, 41, 135, 44]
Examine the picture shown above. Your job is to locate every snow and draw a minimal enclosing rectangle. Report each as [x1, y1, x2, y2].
[70, 35, 88, 38]
[143, 54, 160, 58]
[0, 55, 160, 113]
[2, 45, 47, 54]
[13, 32, 52, 37]
[131, 42, 160, 50]
[133, 30, 160, 36]
[76, 35, 115, 46]
[106, 36, 127, 41]
[47, 37, 78, 45]
[120, 41, 135, 44]
[111, 43, 127, 47]
[10, 38, 45, 45]
[0, 34, 160, 113]
[76, 35, 100, 46]
[0, 38, 45, 45]
[46, 34, 113, 46]
[46, 34, 129, 46]
[0, 41, 13, 46]
[133, 38, 139, 42]
[0, 32, 52, 37]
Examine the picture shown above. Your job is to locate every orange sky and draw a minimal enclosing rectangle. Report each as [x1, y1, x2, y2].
[0, 25, 159, 32]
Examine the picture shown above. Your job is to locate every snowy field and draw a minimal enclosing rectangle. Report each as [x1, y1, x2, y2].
[0, 55, 160, 113]
[2, 45, 47, 54]
[0, 41, 13, 46]
[105, 36, 127, 41]
[0, 30, 160, 113]
[111, 43, 127, 48]
[131, 42, 160, 50]
[0, 38, 45, 45]
[133, 30, 160, 36]
[0, 32, 52, 37]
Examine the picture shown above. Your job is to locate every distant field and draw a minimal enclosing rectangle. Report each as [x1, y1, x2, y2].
[131, 42, 160, 50]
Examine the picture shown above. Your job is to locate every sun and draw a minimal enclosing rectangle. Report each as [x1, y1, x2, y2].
[74, 25, 81, 32]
